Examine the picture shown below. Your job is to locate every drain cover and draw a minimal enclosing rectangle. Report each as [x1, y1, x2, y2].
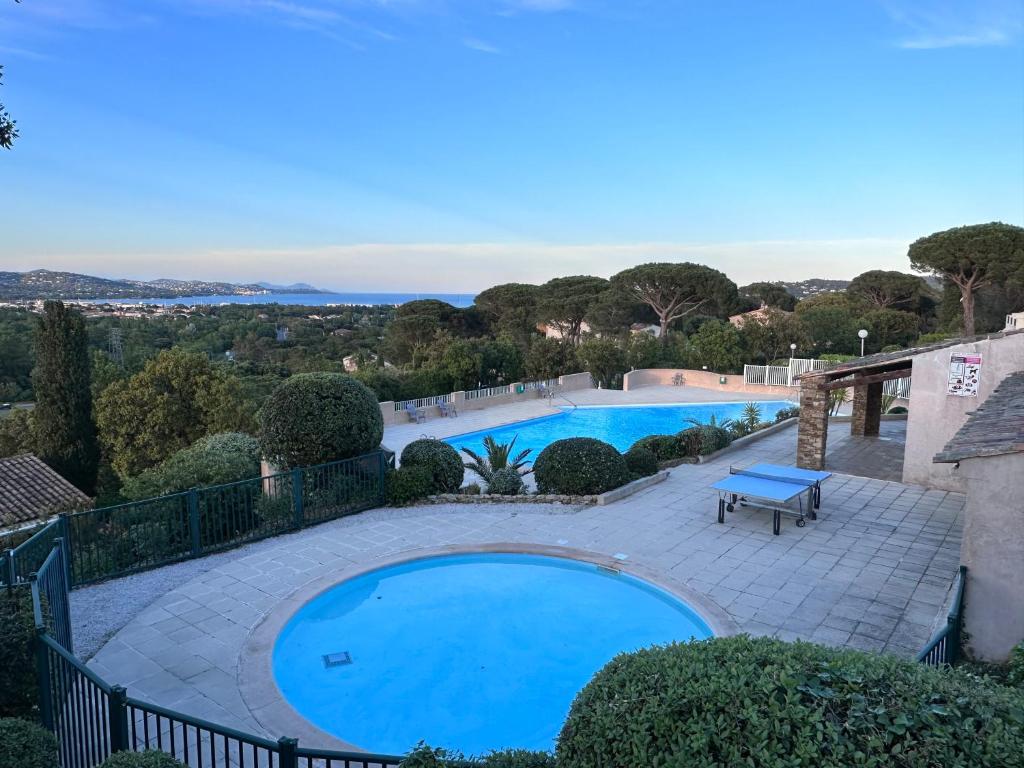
[323, 652, 352, 668]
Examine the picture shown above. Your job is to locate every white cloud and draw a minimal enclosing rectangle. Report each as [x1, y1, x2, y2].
[884, 0, 1022, 49]
[463, 37, 501, 54]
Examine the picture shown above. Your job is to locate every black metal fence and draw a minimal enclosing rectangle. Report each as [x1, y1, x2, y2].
[3, 450, 388, 588]
[916, 565, 968, 667]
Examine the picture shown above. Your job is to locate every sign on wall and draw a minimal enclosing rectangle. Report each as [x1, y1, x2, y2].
[946, 353, 982, 397]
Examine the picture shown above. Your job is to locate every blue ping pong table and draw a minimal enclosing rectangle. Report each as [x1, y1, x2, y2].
[731, 463, 832, 511]
[711, 474, 813, 535]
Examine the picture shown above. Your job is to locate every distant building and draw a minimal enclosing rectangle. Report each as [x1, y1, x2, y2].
[538, 321, 592, 340]
[0, 454, 92, 533]
[729, 304, 790, 328]
[1005, 311, 1024, 331]
[275, 325, 290, 342]
[630, 323, 661, 337]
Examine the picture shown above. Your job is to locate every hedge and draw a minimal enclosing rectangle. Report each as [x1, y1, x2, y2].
[259, 373, 383, 468]
[386, 465, 435, 506]
[0, 718, 58, 768]
[629, 435, 681, 462]
[623, 445, 658, 477]
[400, 439, 464, 493]
[0, 590, 38, 719]
[98, 752, 187, 768]
[399, 743, 555, 767]
[488, 466, 526, 495]
[557, 635, 1024, 768]
[534, 438, 630, 495]
[122, 432, 261, 500]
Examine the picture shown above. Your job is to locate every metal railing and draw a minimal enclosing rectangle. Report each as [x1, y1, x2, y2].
[465, 384, 512, 400]
[743, 358, 832, 388]
[30, 540, 404, 768]
[5, 451, 388, 588]
[916, 566, 967, 666]
[522, 379, 559, 392]
[394, 394, 451, 412]
[883, 377, 911, 400]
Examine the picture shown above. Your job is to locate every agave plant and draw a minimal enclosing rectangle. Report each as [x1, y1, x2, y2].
[460, 435, 532, 482]
[881, 392, 898, 414]
[740, 402, 762, 432]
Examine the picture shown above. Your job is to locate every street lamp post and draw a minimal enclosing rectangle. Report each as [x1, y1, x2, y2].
[858, 329, 868, 357]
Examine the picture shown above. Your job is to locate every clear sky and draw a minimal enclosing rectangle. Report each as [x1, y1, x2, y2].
[1, 0, 1022, 292]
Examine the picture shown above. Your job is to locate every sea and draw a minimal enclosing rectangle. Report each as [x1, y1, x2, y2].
[91, 292, 477, 308]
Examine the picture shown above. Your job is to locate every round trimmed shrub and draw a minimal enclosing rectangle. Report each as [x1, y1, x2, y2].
[774, 405, 801, 423]
[385, 465, 435, 506]
[697, 424, 733, 455]
[98, 752, 186, 768]
[624, 445, 658, 477]
[488, 466, 525, 495]
[259, 373, 383, 468]
[122, 432, 261, 500]
[675, 426, 704, 457]
[534, 438, 630, 495]
[629, 435, 681, 461]
[400, 439, 464, 493]
[557, 635, 1024, 768]
[0, 718, 58, 768]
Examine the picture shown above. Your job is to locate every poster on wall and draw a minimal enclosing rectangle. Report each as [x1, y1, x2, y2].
[946, 353, 982, 397]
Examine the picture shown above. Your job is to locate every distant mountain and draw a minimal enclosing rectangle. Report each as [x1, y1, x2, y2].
[779, 279, 851, 299]
[254, 281, 328, 292]
[0, 270, 325, 300]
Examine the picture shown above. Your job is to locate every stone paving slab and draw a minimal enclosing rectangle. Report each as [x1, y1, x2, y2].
[76, 409, 962, 744]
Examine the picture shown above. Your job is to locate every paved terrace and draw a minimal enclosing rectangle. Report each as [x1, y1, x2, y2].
[72, 387, 962, 745]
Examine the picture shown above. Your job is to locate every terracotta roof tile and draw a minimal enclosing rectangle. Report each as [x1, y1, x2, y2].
[0, 454, 93, 530]
[934, 371, 1024, 463]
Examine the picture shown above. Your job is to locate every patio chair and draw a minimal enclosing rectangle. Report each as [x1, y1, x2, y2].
[439, 401, 458, 418]
[672, 373, 686, 386]
[404, 402, 426, 423]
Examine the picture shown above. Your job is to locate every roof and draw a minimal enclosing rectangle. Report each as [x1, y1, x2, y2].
[796, 328, 1024, 382]
[934, 371, 1024, 463]
[0, 454, 92, 530]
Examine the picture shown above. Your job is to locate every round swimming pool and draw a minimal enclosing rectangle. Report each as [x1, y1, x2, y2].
[272, 553, 713, 755]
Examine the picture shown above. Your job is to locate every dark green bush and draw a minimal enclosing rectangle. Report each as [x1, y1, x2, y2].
[534, 438, 630, 495]
[624, 445, 658, 477]
[488, 466, 525, 495]
[557, 635, 1024, 768]
[482, 750, 557, 767]
[259, 373, 383, 468]
[0, 590, 38, 719]
[385, 466, 435, 506]
[675, 426, 704, 457]
[1009, 643, 1024, 688]
[629, 435, 682, 462]
[98, 751, 186, 768]
[399, 743, 555, 767]
[774, 405, 800, 423]
[889, 405, 909, 414]
[462, 483, 482, 495]
[697, 424, 733, 454]
[400, 439, 464, 493]
[0, 718, 58, 768]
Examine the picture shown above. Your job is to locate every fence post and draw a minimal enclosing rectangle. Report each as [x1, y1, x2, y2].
[291, 469, 304, 529]
[277, 736, 299, 768]
[58, 515, 73, 588]
[34, 628, 54, 731]
[107, 685, 130, 752]
[377, 450, 387, 505]
[187, 490, 201, 556]
[3, 549, 12, 594]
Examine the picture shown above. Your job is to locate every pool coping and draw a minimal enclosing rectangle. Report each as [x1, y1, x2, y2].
[237, 541, 739, 754]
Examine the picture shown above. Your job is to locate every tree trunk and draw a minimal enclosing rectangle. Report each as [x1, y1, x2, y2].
[961, 285, 976, 337]
[659, 315, 670, 345]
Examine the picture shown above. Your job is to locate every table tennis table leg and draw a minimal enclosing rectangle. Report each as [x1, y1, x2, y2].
[814, 482, 821, 511]
[772, 509, 781, 535]
[717, 497, 725, 524]
[808, 487, 817, 521]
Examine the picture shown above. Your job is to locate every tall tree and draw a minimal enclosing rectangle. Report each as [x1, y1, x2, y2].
[739, 282, 797, 312]
[536, 276, 609, 345]
[0, 65, 16, 150]
[611, 263, 738, 345]
[473, 283, 540, 347]
[847, 270, 927, 311]
[32, 301, 99, 493]
[909, 222, 1024, 337]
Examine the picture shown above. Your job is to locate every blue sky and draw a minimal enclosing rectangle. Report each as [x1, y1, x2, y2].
[0, 0, 1022, 291]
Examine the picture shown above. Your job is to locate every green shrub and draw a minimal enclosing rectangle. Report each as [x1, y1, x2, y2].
[675, 426, 704, 456]
[98, 751, 186, 768]
[557, 635, 1024, 768]
[889, 405, 909, 414]
[462, 483, 482, 495]
[624, 445, 658, 477]
[123, 432, 261, 500]
[259, 373, 383, 469]
[400, 439, 464, 493]
[482, 750, 556, 767]
[0, 718, 58, 768]
[697, 424, 733, 454]
[0, 590, 38, 719]
[488, 466, 526, 495]
[1008, 643, 1024, 688]
[385, 466, 435, 506]
[534, 438, 630, 495]
[774, 405, 800, 422]
[399, 743, 555, 767]
[629, 435, 682, 462]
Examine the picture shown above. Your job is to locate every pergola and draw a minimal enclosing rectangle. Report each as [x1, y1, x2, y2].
[794, 348, 918, 470]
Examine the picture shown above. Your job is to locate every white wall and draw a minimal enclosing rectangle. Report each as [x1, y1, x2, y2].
[903, 333, 1024, 491]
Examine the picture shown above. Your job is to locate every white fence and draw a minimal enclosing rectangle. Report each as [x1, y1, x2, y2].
[394, 394, 451, 412]
[465, 384, 513, 401]
[743, 358, 831, 388]
[523, 378, 559, 392]
[883, 377, 911, 399]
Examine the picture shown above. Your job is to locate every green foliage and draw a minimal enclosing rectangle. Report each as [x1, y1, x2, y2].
[121, 432, 260, 500]
[829, 388, 849, 416]
[629, 435, 682, 462]
[0, 65, 17, 150]
[0, 591, 38, 719]
[625, 332, 661, 370]
[480, 750, 556, 768]
[488, 466, 526, 495]
[399, 743, 555, 767]
[385, 465, 435, 506]
[697, 424, 733, 454]
[888, 405, 908, 414]
[461, 435, 531, 483]
[740, 402, 762, 432]
[400, 439, 464, 493]
[736, 307, 811, 365]
[534, 438, 630, 495]
[917, 332, 952, 345]
[33, 301, 99, 493]
[536, 276, 610, 345]
[685, 320, 744, 373]
[774, 405, 800, 422]
[795, 296, 863, 356]
[259, 372, 382, 469]
[1008, 643, 1024, 688]
[0, 408, 34, 458]
[0, 718, 58, 768]
[576, 337, 627, 389]
[474, 283, 541, 348]
[624, 445, 658, 477]
[96, 348, 255, 478]
[848, 270, 928, 311]
[462, 482, 482, 495]
[525, 338, 578, 381]
[97, 751, 186, 768]
[739, 281, 797, 311]
[557, 635, 1024, 768]
[858, 308, 920, 352]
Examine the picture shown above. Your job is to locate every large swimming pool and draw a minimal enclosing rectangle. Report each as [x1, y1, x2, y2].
[445, 401, 791, 458]
[272, 553, 713, 755]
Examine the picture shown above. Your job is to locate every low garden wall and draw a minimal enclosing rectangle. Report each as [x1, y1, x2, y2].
[623, 367, 797, 397]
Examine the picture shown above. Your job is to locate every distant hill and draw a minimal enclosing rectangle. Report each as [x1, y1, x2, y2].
[779, 279, 851, 299]
[0, 270, 326, 300]
[255, 281, 328, 292]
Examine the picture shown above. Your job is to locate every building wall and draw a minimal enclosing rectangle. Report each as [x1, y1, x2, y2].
[903, 333, 1024, 490]
[957, 452, 1024, 661]
[623, 368, 796, 398]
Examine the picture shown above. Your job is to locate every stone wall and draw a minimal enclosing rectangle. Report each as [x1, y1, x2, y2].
[623, 367, 796, 397]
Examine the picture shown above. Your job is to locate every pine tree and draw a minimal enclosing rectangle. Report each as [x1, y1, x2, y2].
[33, 301, 99, 494]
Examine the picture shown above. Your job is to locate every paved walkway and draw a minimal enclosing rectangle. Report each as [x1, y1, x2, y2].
[826, 420, 908, 482]
[74, 414, 963, 742]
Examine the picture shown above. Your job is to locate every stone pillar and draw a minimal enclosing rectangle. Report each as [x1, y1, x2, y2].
[451, 390, 467, 412]
[850, 382, 883, 436]
[797, 383, 830, 470]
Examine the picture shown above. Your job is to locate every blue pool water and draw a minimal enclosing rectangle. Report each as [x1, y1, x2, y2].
[272, 553, 713, 755]
[446, 401, 791, 459]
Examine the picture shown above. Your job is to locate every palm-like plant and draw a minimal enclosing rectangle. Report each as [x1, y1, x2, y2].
[461, 435, 532, 482]
[683, 412, 737, 433]
[740, 402, 762, 432]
